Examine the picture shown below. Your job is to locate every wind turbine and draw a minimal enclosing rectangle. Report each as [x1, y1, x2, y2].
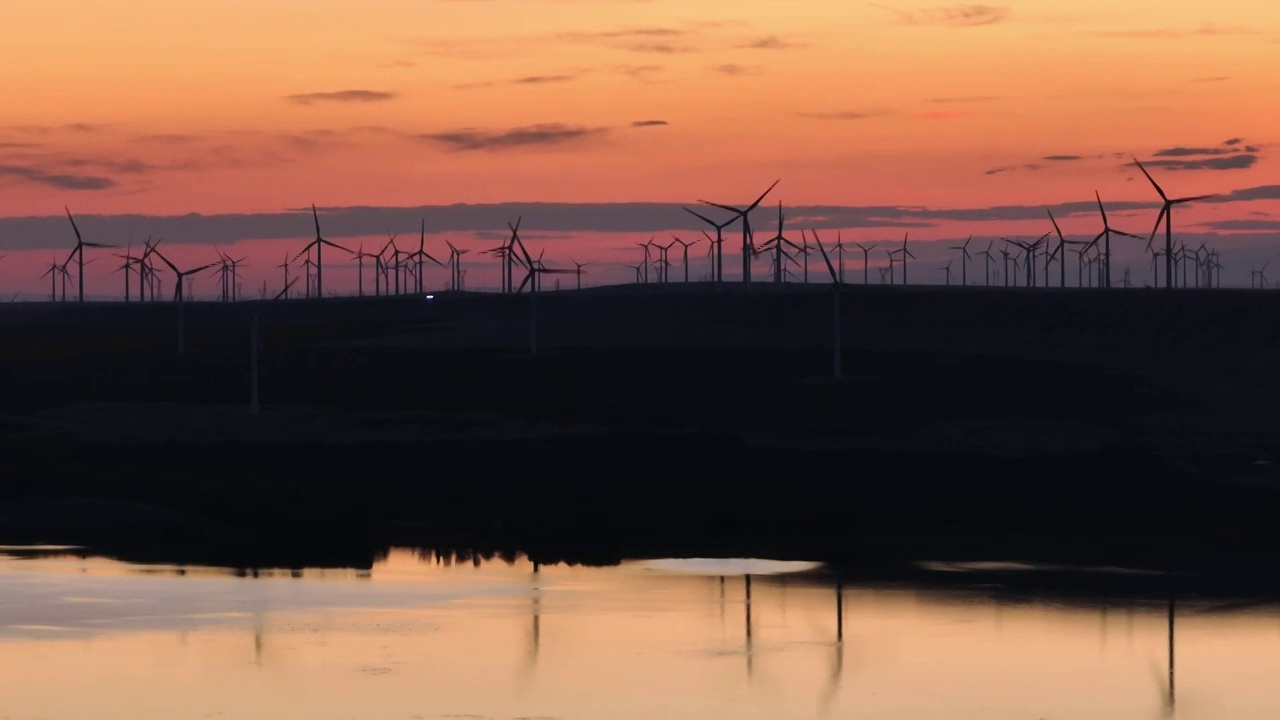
[853, 243, 876, 285]
[408, 218, 445, 293]
[756, 202, 802, 284]
[812, 230, 843, 381]
[684, 208, 738, 284]
[570, 259, 589, 289]
[1092, 191, 1141, 289]
[445, 240, 470, 291]
[352, 242, 378, 297]
[654, 240, 675, 284]
[834, 232, 847, 283]
[64, 207, 115, 303]
[798, 230, 812, 283]
[384, 232, 405, 295]
[895, 233, 915, 286]
[698, 178, 780, 284]
[942, 259, 954, 286]
[149, 245, 216, 303]
[637, 238, 655, 283]
[1047, 210, 1071, 288]
[277, 253, 292, 299]
[671, 236, 700, 283]
[225, 253, 248, 301]
[39, 259, 61, 302]
[949, 235, 973, 285]
[977, 240, 996, 286]
[1134, 159, 1215, 290]
[293, 204, 352, 299]
[375, 234, 398, 296]
[111, 241, 142, 302]
[626, 262, 643, 283]
[503, 218, 524, 294]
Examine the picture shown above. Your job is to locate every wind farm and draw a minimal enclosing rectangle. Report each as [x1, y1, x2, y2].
[5, 168, 1280, 577]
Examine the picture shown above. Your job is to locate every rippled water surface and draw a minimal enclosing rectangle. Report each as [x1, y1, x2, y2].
[2, 548, 1279, 719]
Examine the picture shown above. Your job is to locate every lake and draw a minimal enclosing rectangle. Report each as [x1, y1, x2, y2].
[1, 546, 1277, 719]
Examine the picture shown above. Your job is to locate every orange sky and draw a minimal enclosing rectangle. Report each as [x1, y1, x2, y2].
[2, 0, 1279, 293]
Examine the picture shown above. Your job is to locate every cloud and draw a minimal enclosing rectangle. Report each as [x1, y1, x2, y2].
[283, 90, 398, 105]
[562, 27, 684, 40]
[615, 64, 665, 81]
[917, 110, 971, 120]
[2, 123, 110, 136]
[1154, 146, 1234, 157]
[1143, 154, 1259, 171]
[5, 184, 1280, 251]
[417, 123, 607, 151]
[626, 42, 696, 53]
[0, 165, 116, 190]
[872, 3, 1011, 27]
[1202, 185, 1280, 204]
[1198, 219, 1280, 231]
[1137, 138, 1261, 170]
[1190, 76, 1232, 83]
[795, 110, 885, 120]
[713, 63, 764, 76]
[1094, 24, 1259, 39]
[130, 134, 203, 145]
[630, 120, 668, 127]
[0, 127, 403, 185]
[1042, 155, 1086, 161]
[456, 72, 585, 89]
[928, 95, 1004, 103]
[512, 74, 576, 84]
[985, 163, 1045, 175]
[379, 59, 418, 69]
[737, 36, 807, 49]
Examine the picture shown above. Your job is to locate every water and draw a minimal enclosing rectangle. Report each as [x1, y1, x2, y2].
[2, 548, 1279, 719]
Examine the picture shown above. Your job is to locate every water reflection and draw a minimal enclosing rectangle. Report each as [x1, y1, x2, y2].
[2, 548, 1279, 719]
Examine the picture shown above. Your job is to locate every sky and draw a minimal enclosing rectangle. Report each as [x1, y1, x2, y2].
[3, 0, 1280, 297]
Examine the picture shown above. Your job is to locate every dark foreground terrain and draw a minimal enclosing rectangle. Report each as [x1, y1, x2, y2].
[4, 283, 1280, 580]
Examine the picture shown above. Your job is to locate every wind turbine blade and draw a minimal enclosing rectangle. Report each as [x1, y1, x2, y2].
[292, 241, 318, 264]
[684, 208, 718, 226]
[1047, 209, 1066, 242]
[64, 207, 84, 244]
[1094, 190, 1109, 225]
[152, 248, 180, 274]
[746, 178, 782, 212]
[312, 203, 322, 238]
[813, 234, 839, 284]
[1132, 159, 1168, 201]
[699, 200, 743, 215]
[1148, 206, 1168, 243]
[1173, 194, 1215, 204]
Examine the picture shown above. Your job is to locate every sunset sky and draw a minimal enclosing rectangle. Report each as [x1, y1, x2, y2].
[2, 0, 1280, 295]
